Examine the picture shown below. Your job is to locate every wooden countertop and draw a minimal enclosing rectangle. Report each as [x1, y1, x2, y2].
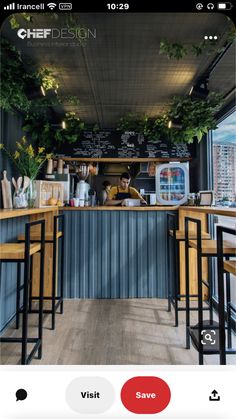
[0, 207, 59, 220]
[1, 205, 235, 219]
[62, 205, 179, 211]
[179, 206, 236, 217]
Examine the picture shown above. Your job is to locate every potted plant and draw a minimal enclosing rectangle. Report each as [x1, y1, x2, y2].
[0, 136, 52, 207]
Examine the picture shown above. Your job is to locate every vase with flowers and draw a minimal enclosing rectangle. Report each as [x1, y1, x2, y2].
[0, 136, 52, 208]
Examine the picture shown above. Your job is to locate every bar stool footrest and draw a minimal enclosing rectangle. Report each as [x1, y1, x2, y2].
[0, 337, 39, 343]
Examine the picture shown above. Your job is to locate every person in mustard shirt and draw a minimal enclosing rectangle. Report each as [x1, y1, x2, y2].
[105, 172, 146, 206]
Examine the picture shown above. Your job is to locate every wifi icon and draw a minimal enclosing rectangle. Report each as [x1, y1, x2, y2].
[47, 3, 57, 10]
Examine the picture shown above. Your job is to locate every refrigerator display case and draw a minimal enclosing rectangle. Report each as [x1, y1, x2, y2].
[156, 163, 189, 205]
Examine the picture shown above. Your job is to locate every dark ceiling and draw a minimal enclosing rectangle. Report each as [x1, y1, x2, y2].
[1, 13, 235, 128]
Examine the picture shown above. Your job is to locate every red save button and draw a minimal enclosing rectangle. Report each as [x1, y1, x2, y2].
[121, 376, 171, 414]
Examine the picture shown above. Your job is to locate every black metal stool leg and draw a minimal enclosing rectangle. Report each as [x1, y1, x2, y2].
[197, 224, 204, 365]
[217, 227, 226, 365]
[28, 254, 33, 312]
[51, 227, 57, 330]
[174, 240, 179, 327]
[225, 268, 232, 349]
[185, 221, 190, 349]
[167, 227, 171, 312]
[60, 226, 64, 315]
[16, 262, 21, 329]
[21, 241, 30, 365]
[38, 222, 45, 359]
[208, 269, 214, 325]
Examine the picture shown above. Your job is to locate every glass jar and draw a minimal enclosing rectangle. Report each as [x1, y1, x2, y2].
[188, 193, 196, 206]
[27, 179, 37, 208]
[13, 188, 28, 208]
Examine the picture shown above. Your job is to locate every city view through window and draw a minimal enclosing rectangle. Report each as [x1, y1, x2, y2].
[212, 110, 236, 205]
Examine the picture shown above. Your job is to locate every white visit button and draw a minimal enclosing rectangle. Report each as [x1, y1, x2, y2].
[65, 376, 115, 414]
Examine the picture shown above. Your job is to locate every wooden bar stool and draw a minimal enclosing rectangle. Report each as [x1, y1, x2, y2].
[167, 212, 210, 326]
[0, 219, 45, 365]
[217, 225, 236, 365]
[18, 214, 64, 330]
[185, 217, 236, 364]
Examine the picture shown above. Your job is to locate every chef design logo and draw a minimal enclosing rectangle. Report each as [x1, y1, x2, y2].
[17, 29, 52, 39]
[17, 28, 97, 40]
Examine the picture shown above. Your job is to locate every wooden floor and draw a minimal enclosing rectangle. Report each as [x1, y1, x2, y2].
[1, 299, 236, 365]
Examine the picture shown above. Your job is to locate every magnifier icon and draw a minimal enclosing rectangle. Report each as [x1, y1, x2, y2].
[204, 333, 213, 342]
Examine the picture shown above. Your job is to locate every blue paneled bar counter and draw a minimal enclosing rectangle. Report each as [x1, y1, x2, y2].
[62, 206, 179, 299]
[1, 205, 235, 334]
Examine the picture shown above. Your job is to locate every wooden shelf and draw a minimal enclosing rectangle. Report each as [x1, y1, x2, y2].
[58, 157, 191, 162]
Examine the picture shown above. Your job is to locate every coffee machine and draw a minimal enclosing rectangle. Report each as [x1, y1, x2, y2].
[75, 163, 90, 203]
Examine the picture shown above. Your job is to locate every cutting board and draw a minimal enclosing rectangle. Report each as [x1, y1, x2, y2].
[1, 170, 13, 208]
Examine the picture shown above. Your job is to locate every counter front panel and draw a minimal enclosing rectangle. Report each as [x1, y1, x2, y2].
[63, 210, 175, 299]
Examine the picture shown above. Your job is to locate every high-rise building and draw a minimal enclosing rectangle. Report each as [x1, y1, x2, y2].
[213, 144, 236, 202]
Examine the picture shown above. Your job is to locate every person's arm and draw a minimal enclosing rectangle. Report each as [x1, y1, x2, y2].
[105, 186, 124, 206]
[130, 187, 147, 204]
[105, 198, 124, 206]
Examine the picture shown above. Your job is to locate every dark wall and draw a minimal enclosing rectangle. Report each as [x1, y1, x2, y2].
[0, 110, 24, 208]
[189, 136, 209, 192]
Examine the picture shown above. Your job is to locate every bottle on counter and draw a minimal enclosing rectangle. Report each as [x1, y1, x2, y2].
[195, 193, 200, 206]
[53, 160, 57, 174]
[46, 159, 53, 174]
[57, 159, 63, 174]
[63, 164, 69, 174]
[188, 193, 196, 206]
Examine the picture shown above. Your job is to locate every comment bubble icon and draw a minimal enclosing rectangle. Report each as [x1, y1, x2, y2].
[16, 389, 27, 402]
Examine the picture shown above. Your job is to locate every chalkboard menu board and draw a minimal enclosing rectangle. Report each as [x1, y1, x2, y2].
[56, 131, 194, 159]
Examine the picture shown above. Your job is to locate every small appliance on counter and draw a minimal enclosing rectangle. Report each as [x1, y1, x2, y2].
[74, 163, 91, 206]
[75, 180, 90, 205]
[123, 198, 141, 207]
[141, 193, 156, 205]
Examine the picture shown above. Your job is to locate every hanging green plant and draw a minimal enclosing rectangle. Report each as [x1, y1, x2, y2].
[167, 93, 224, 143]
[9, 13, 33, 29]
[0, 38, 31, 113]
[117, 113, 147, 133]
[159, 26, 236, 60]
[117, 113, 169, 142]
[36, 67, 59, 92]
[55, 112, 85, 144]
[22, 115, 56, 151]
[159, 39, 188, 60]
[117, 93, 224, 144]
[143, 115, 169, 141]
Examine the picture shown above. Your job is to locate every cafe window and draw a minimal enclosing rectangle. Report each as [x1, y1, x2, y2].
[211, 110, 236, 317]
[212, 110, 236, 205]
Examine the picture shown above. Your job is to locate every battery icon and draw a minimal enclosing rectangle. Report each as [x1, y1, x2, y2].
[217, 2, 233, 9]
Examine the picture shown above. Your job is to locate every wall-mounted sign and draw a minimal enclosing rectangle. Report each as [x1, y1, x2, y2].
[56, 131, 194, 159]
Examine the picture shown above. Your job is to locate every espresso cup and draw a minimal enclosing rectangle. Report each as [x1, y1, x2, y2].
[73, 198, 79, 207]
[79, 199, 85, 207]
